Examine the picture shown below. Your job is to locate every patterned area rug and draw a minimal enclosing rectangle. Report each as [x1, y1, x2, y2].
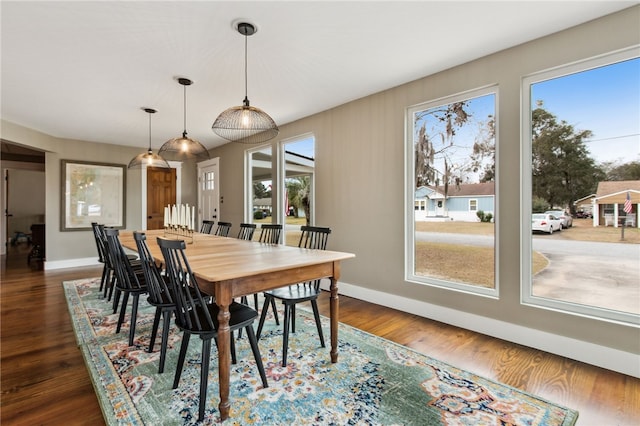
[64, 277, 578, 425]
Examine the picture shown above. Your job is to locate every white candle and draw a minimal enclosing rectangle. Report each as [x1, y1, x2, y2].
[191, 206, 195, 230]
[164, 207, 168, 226]
[172, 205, 177, 226]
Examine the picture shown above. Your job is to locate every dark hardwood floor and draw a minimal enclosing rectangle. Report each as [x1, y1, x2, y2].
[1, 243, 638, 425]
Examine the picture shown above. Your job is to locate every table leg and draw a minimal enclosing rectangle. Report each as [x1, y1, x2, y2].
[330, 274, 339, 363]
[217, 299, 231, 421]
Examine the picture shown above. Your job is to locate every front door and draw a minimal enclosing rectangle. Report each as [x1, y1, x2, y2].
[147, 167, 176, 230]
[197, 158, 220, 231]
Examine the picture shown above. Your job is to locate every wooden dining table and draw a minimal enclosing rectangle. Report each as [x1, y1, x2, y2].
[119, 229, 354, 421]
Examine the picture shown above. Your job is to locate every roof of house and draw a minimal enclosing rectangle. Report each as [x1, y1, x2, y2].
[595, 180, 640, 198]
[416, 182, 495, 198]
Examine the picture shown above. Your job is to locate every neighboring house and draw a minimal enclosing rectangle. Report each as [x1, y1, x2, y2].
[572, 194, 596, 216]
[592, 180, 639, 228]
[415, 182, 495, 222]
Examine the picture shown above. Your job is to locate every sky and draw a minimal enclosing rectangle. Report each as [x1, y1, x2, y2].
[531, 57, 640, 164]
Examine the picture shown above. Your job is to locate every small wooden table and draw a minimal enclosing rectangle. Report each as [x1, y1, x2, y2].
[120, 229, 354, 421]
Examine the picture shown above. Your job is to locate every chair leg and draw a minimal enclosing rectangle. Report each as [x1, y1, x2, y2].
[112, 287, 121, 313]
[198, 338, 211, 422]
[173, 333, 191, 389]
[291, 304, 297, 333]
[256, 296, 271, 339]
[158, 309, 171, 374]
[128, 294, 139, 347]
[116, 292, 129, 334]
[245, 325, 268, 388]
[99, 265, 107, 292]
[270, 297, 280, 325]
[149, 307, 162, 353]
[253, 293, 259, 311]
[282, 304, 291, 367]
[311, 299, 325, 347]
[230, 333, 237, 364]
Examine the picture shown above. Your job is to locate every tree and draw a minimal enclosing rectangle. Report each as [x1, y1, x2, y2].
[469, 115, 496, 182]
[285, 176, 312, 225]
[531, 101, 605, 210]
[414, 99, 495, 194]
[414, 101, 472, 192]
[601, 160, 640, 181]
[253, 182, 270, 200]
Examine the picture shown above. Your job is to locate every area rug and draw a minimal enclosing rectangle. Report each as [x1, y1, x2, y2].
[64, 277, 579, 425]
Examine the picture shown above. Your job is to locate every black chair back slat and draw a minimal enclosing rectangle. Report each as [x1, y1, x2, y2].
[258, 224, 282, 244]
[214, 221, 232, 237]
[104, 228, 144, 291]
[200, 220, 214, 234]
[237, 223, 257, 240]
[134, 232, 172, 305]
[157, 237, 213, 332]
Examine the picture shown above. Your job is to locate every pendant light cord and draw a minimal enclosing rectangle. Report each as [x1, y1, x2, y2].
[148, 111, 152, 150]
[243, 32, 249, 106]
[183, 84, 188, 137]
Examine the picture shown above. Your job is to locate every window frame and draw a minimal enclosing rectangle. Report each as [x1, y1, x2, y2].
[469, 199, 478, 212]
[520, 46, 640, 326]
[405, 85, 499, 298]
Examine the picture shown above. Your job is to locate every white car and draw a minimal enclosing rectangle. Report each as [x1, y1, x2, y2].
[532, 213, 562, 234]
[544, 210, 573, 228]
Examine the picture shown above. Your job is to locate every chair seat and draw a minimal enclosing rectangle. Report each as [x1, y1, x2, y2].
[266, 285, 321, 303]
[177, 301, 258, 335]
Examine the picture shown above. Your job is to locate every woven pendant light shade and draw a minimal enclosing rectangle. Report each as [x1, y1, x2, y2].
[159, 77, 210, 161]
[212, 22, 278, 144]
[128, 108, 170, 169]
[158, 132, 210, 161]
[212, 98, 279, 144]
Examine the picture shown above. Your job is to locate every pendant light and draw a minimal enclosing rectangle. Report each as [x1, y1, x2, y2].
[158, 77, 210, 161]
[128, 108, 170, 169]
[212, 22, 279, 144]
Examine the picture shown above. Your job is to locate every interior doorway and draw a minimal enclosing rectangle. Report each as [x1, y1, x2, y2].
[146, 167, 176, 230]
[197, 158, 220, 231]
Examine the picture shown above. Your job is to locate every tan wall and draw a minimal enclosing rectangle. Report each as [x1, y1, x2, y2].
[210, 7, 640, 356]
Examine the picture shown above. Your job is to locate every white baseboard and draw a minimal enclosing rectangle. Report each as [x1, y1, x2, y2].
[323, 280, 640, 378]
[44, 257, 101, 270]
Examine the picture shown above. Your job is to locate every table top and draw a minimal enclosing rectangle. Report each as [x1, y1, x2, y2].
[119, 229, 355, 284]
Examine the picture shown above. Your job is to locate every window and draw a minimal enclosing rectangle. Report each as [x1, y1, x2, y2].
[522, 47, 639, 325]
[406, 86, 498, 295]
[247, 146, 273, 226]
[245, 134, 316, 246]
[203, 171, 215, 190]
[280, 135, 315, 246]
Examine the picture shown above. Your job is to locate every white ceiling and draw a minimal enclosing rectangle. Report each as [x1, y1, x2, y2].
[1, 1, 635, 151]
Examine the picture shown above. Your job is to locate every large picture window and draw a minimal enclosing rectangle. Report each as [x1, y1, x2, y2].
[406, 86, 497, 296]
[522, 48, 639, 325]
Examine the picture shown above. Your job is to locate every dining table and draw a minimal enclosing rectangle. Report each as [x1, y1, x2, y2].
[119, 228, 355, 421]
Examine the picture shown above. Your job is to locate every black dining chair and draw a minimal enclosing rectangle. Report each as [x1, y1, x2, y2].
[91, 222, 111, 293]
[256, 226, 331, 367]
[103, 228, 148, 347]
[133, 232, 174, 373]
[214, 221, 232, 237]
[200, 220, 215, 234]
[157, 237, 268, 422]
[237, 223, 257, 241]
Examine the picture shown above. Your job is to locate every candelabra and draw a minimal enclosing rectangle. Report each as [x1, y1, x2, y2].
[164, 224, 195, 244]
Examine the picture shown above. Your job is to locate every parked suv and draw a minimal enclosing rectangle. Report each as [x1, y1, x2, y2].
[544, 210, 573, 229]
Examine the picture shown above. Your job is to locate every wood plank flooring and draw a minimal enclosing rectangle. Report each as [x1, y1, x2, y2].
[1, 244, 638, 425]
